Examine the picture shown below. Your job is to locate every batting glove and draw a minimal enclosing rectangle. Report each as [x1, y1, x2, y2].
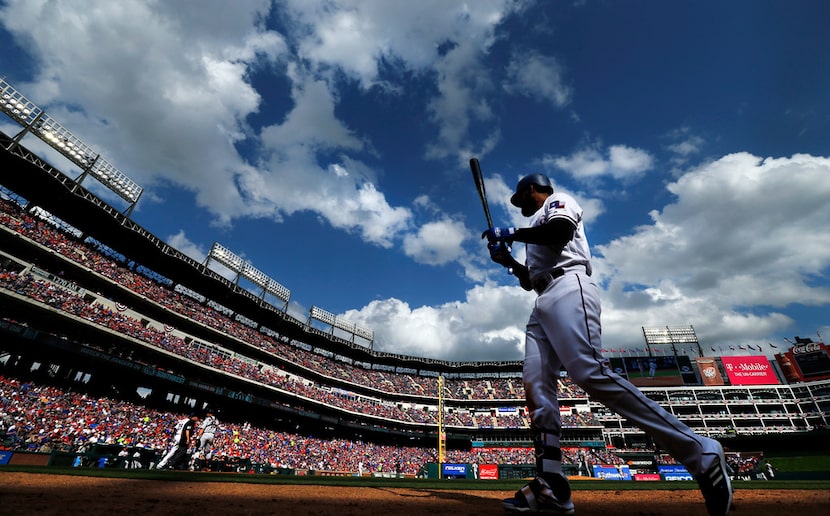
[488, 241, 513, 267]
[481, 226, 517, 243]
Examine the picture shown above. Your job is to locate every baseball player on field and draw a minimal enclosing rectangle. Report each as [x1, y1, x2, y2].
[156, 412, 199, 471]
[196, 409, 219, 452]
[191, 408, 219, 470]
[483, 173, 733, 515]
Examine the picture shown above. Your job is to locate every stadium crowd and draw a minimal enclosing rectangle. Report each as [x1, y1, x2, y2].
[0, 197, 590, 405]
[2, 191, 602, 430]
[0, 375, 612, 474]
[0, 375, 764, 476]
[2, 264, 607, 430]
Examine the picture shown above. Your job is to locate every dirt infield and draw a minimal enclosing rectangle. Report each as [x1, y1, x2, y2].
[2, 472, 829, 515]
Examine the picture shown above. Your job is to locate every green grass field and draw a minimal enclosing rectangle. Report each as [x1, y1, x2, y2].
[765, 454, 830, 472]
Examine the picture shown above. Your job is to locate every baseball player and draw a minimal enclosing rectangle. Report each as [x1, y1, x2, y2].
[192, 408, 219, 469]
[196, 409, 219, 451]
[156, 412, 199, 470]
[483, 173, 733, 515]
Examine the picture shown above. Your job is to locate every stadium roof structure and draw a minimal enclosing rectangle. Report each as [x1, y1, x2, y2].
[0, 78, 142, 214]
[0, 130, 297, 325]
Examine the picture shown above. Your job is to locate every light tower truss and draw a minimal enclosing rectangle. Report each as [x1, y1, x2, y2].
[642, 325, 703, 357]
[308, 305, 374, 347]
[205, 242, 291, 310]
[0, 78, 143, 215]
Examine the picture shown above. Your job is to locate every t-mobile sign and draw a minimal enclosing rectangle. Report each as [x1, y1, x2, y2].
[720, 356, 779, 385]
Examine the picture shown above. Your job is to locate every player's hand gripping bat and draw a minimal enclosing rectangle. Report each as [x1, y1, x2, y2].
[470, 157, 514, 268]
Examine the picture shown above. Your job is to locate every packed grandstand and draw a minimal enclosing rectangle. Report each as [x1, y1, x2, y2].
[1, 128, 829, 480]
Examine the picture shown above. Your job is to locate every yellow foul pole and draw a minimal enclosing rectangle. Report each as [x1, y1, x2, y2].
[437, 375, 445, 478]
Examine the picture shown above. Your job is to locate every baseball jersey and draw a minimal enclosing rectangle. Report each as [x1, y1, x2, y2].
[525, 191, 592, 280]
[200, 416, 218, 435]
[172, 417, 196, 446]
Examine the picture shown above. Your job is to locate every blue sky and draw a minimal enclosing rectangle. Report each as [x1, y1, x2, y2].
[1, 0, 828, 362]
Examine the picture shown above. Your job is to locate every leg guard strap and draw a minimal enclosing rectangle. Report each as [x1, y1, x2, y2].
[518, 477, 555, 510]
[535, 432, 563, 475]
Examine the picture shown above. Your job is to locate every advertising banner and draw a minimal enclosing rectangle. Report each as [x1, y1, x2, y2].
[658, 465, 689, 474]
[658, 464, 693, 481]
[695, 357, 725, 386]
[791, 342, 830, 380]
[592, 464, 632, 480]
[633, 473, 661, 481]
[479, 464, 499, 480]
[721, 356, 779, 385]
[615, 451, 657, 471]
[775, 353, 804, 383]
[0, 450, 12, 465]
[442, 463, 467, 479]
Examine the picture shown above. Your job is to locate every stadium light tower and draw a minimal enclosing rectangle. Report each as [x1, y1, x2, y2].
[353, 325, 375, 349]
[0, 77, 143, 216]
[308, 305, 374, 346]
[205, 242, 244, 283]
[265, 277, 291, 311]
[242, 263, 290, 310]
[642, 325, 703, 357]
[205, 242, 291, 311]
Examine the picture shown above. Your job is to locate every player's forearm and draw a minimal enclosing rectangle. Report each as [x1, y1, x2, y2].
[512, 219, 575, 247]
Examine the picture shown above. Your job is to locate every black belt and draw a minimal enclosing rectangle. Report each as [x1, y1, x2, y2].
[532, 268, 565, 295]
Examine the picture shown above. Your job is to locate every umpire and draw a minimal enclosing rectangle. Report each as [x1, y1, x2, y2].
[156, 412, 199, 470]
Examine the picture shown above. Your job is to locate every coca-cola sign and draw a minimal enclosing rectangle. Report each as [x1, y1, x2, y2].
[793, 343, 822, 354]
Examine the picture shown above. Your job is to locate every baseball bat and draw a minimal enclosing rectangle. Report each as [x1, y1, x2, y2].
[469, 157, 494, 229]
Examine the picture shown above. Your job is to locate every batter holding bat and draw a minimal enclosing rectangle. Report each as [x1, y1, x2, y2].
[473, 162, 733, 516]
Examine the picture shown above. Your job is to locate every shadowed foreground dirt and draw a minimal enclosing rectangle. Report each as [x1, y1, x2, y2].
[2, 471, 828, 515]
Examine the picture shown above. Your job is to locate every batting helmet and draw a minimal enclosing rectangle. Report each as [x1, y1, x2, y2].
[510, 173, 553, 207]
